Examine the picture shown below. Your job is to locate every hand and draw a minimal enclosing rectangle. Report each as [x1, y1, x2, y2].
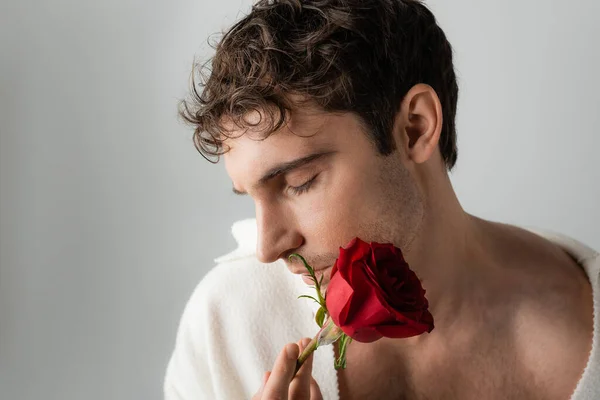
[252, 338, 323, 400]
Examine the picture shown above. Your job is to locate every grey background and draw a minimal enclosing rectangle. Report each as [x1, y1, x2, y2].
[0, 0, 598, 399]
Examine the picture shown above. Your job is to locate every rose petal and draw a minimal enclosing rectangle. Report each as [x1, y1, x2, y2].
[326, 271, 355, 326]
[336, 239, 372, 279]
[325, 238, 434, 343]
[373, 320, 432, 338]
[343, 325, 383, 343]
[343, 267, 395, 327]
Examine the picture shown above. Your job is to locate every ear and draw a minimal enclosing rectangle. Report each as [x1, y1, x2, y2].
[392, 84, 443, 165]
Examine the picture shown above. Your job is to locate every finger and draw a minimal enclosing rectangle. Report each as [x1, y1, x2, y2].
[261, 343, 299, 400]
[252, 371, 271, 400]
[310, 377, 324, 400]
[262, 371, 271, 387]
[289, 338, 313, 398]
[299, 337, 310, 351]
[260, 371, 271, 394]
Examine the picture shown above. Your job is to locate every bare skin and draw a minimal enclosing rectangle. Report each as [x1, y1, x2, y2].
[335, 220, 593, 400]
[224, 84, 593, 399]
[252, 338, 323, 400]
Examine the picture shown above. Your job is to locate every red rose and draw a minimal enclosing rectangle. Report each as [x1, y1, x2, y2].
[325, 238, 434, 343]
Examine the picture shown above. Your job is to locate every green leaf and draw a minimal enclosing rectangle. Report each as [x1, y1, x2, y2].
[315, 306, 326, 328]
[334, 358, 346, 369]
[290, 253, 328, 312]
[334, 334, 353, 370]
[297, 295, 320, 304]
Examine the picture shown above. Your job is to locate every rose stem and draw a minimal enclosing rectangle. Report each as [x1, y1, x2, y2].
[294, 334, 319, 376]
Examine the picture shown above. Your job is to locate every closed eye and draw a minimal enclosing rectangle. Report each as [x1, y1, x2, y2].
[287, 174, 319, 196]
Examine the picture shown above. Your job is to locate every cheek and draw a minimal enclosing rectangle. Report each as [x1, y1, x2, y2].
[299, 168, 380, 249]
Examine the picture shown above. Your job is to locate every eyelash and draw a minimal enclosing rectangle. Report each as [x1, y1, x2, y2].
[288, 175, 318, 196]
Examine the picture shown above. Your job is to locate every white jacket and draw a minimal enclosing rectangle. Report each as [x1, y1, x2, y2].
[164, 219, 600, 400]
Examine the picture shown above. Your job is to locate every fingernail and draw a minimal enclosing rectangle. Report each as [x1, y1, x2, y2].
[286, 344, 299, 360]
[301, 338, 311, 349]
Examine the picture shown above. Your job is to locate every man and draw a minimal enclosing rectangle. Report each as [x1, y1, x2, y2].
[164, 0, 599, 399]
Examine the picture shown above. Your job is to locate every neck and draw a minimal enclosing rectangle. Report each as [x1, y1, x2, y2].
[403, 170, 491, 331]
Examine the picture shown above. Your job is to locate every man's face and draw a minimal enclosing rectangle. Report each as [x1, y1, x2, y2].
[224, 108, 425, 288]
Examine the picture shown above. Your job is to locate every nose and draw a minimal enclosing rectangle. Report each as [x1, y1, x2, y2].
[255, 202, 303, 264]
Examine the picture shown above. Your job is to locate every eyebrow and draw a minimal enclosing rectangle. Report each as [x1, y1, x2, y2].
[232, 150, 335, 195]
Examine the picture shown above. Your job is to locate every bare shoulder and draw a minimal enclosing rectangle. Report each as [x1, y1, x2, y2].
[490, 222, 592, 337]
[497, 222, 591, 301]
[489, 222, 594, 396]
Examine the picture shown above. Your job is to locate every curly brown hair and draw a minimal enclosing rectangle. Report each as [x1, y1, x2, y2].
[181, 0, 459, 170]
